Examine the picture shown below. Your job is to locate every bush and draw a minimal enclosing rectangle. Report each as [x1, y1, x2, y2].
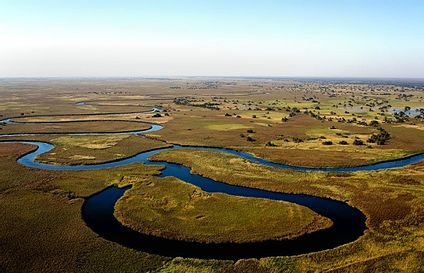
[369, 120, 379, 127]
[292, 137, 303, 143]
[353, 139, 364, 145]
[247, 129, 255, 133]
[246, 136, 256, 142]
[322, 141, 333, 145]
[339, 140, 348, 145]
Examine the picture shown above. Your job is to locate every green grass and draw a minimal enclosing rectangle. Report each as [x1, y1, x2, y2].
[33, 135, 171, 165]
[115, 176, 331, 243]
[151, 147, 424, 272]
[0, 143, 170, 273]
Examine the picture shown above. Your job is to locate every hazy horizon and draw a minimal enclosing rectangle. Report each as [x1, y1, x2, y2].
[1, 0, 423, 78]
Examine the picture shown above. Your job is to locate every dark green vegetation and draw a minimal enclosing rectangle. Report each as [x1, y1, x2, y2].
[1, 79, 424, 272]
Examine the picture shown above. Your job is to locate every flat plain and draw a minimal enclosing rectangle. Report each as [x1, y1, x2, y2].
[0, 78, 423, 272]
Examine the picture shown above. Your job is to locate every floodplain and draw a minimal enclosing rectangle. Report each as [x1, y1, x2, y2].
[0, 78, 423, 272]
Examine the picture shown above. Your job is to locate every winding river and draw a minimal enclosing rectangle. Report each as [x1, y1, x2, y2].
[1, 108, 423, 259]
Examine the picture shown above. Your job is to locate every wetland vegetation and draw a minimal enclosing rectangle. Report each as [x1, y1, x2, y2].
[1, 78, 423, 272]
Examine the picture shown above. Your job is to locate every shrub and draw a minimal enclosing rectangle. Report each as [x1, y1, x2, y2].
[292, 137, 303, 143]
[353, 139, 364, 145]
[369, 120, 379, 127]
[246, 136, 256, 142]
[322, 141, 333, 145]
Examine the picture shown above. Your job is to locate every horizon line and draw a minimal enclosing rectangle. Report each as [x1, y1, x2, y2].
[1, 76, 424, 81]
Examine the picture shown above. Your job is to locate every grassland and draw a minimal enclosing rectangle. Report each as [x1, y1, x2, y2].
[1, 79, 424, 272]
[0, 143, 171, 273]
[35, 135, 170, 165]
[153, 109, 422, 167]
[115, 176, 331, 243]
[0, 120, 151, 135]
[151, 148, 424, 271]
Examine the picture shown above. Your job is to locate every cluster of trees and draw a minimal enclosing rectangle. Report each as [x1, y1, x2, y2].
[175, 97, 220, 110]
[367, 127, 391, 145]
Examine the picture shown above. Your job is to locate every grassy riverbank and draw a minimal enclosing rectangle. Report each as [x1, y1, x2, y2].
[151, 148, 424, 271]
[115, 176, 332, 243]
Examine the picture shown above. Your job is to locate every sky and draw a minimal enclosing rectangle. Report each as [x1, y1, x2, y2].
[0, 0, 423, 78]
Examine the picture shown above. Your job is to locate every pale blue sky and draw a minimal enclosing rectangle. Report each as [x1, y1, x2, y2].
[1, 0, 423, 77]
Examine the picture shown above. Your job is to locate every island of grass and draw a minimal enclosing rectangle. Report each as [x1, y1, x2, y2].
[114, 176, 332, 243]
[30, 135, 171, 165]
[0, 120, 151, 135]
